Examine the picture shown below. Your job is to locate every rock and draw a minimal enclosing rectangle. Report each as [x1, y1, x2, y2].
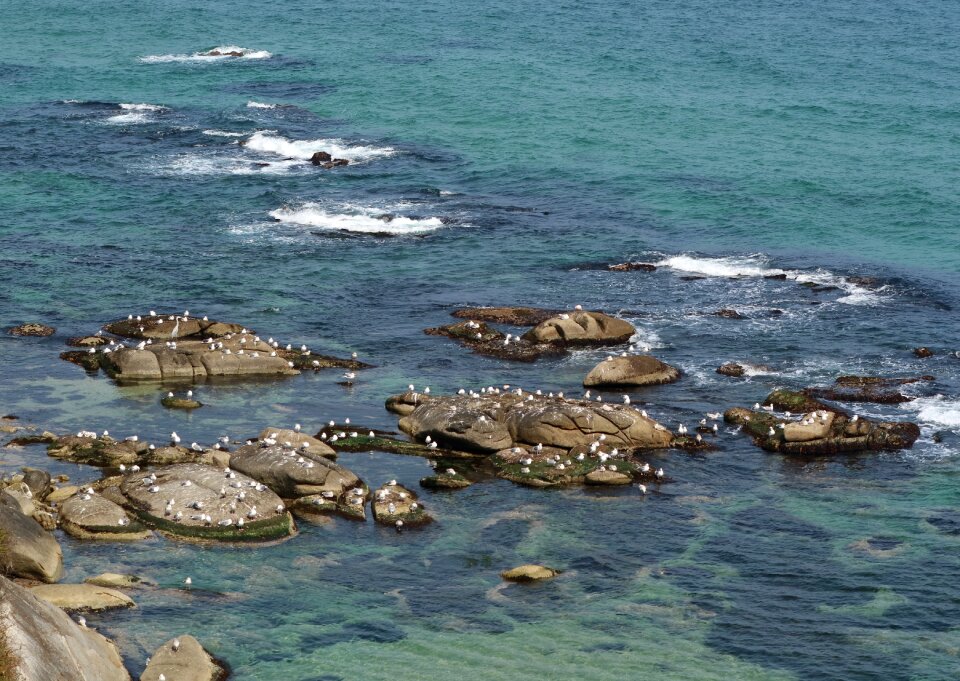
[141, 635, 227, 681]
[0, 497, 63, 582]
[230, 439, 358, 498]
[47, 435, 144, 466]
[396, 391, 673, 454]
[803, 375, 932, 404]
[913, 347, 934, 358]
[0, 575, 130, 680]
[2, 482, 36, 515]
[331, 158, 349, 166]
[521, 310, 635, 345]
[7, 323, 55, 337]
[291, 490, 367, 522]
[712, 309, 744, 319]
[582, 354, 680, 387]
[257, 428, 336, 458]
[161, 395, 203, 410]
[724, 400, 921, 455]
[46, 485, 80, 503]
[0, 424, 20, 434]
[84, 573, 152, 589]
[119, 463, 295, 542]
[66, 335, 109, 347]
[32, 510, 57, 531]
[203, 48, 244, 56]
[584, 469, 633, 485]
[717, 362, 745, 377]
[310, 151, 332, 164]
[328, 427, 484, 460]
[500, 564, 559, 582]
[450, 306, 562, 326]
[29, 583, 135, 612]
[763, 389, 845, 416]
[371, 483, 432, 526]
[425, 320, 560, 362]
[420, 472, 472, 489]
[21, 468, 52, 499]
[59, 493, 151, 540]
[385, 390, 433, 416]
[607, 262, 657, 272]
[60, 349, 104, 371]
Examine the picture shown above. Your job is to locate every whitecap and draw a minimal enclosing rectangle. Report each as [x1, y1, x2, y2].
[139, 46, 271, 63]
[159, 154, 299, 176]
[247, 101, 278, 109]
[202, 129, 248, 137]
[902, 395, 960, 430]
[104, 112, 151, 125]
[244, 131, 395, 163]
[119, 102, 169, 112]
[268, 203, 446, 235]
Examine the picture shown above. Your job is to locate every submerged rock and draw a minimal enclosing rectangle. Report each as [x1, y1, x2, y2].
[119, 463, 295, 542]
[607, 262, 657, 272]
[420, 471, 472, 490]
[7, 323, 55, 337]
[724, 392, 920, 455]
[141, 635, 227, 681]
[500, 564, 559, 582]
[0, 575, 130, 681]
[84, 573, 152, 589]
[425, 320, 559, 362]
[329, 427, 485, 460]
[712, 309, 744, 319]
[29, 583, 135, 612]
[371, 482, 432, 527]
[451, 306, 562, 326]
[0, 496, 63, 583]
[161, 395, 203, 410]
[803, 375, 933, 404]
[583, 354, 680, 388]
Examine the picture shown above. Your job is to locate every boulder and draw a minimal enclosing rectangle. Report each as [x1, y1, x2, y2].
[712, 309, 744, 319]
[0, 499, 63, 582]
[492, 443, 659, 487]
[291, 489, 367, 522]
[103, 315, 242, 341]
[913, 347, 934, 358]
[161, 395, 203, 410]
[21, 468, 52, 500]
[803, 375, 933, 404]
[84, 573, 152, 589]
[59, 492, 151, 540]
[119, 464, 295, 542]
[396, 392, 673, 454]
[420, 471, 472, 490]
[66, 335, 109, 347]
[584, 469, 633, 485]
[47, 435, 145, 466]
[385, 390, 433, 416]
[229, 440, 358, 498]
[521, 311, 635, 345]
[257, 428, 335, 458]
[500, 564, 559, 582]
[0, 575, 130, 681]
[582, 354, 680, 388]
[7, 323, 55, 337]
[371, 483, 432, 527]
[717, 362, 745, 377]
[29, 583, 135, 612]
[46, 485, 80, 503]
[2, 482, 36, 515]
[141, 635, 227, 681]
[724, 399, 921, 455]
[425, 320, 559, 362]
[328, 428, 482, 460]
[607, 262, 657, 272]
[310, 151, 332, 164]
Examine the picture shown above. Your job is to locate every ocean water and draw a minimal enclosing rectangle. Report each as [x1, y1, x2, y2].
[2, 0, 960, 679]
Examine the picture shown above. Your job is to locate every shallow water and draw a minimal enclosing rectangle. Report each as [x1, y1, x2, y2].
[2, 0, 960, 679]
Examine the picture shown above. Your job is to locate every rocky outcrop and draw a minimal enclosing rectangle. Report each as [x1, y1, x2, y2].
[521, 311, 635, 345]
[0, 575, 130, 681]
[84, 573, 152, 589]
[913, 347, 934, 358]
[607, 262, 657, 272]
[450, 306, 562, 326]
[141, 635, 227, 681]
[7, 323, 55, 337]
[500, 565, 559, 582]
[0, 496, 63, 582]
[491, 442, 663, 488]
[425, 320, 560, 362]
[229, 439, 358, 498]
[48, 435, 144, 466]
[803, 375, 933, 404]
[371, 483, 432, 527]
[385, 390, 434, 416]
[118, 464, 295, 542]
[161, 395, 203, 410]
[29, 583, 135, 612]
[582, 355, 680, 388]
[257, 428, 336, 458]
[724, 394, 920, 455]
[396, 391, 674, 454]
[59, 492, 151, 540]
[717, 362, 745, 377]
[420, 470, 472, 489]
[328, 427, 485, 460]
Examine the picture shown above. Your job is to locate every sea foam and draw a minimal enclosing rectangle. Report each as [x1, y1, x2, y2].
[244, 131, 395, 163]
[903, 395, 960, 430]
[139, 46, 272, 63]
[268, 203, 446, 235]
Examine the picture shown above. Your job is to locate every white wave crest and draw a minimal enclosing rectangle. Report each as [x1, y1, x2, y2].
[655, 254, 887, 306]
[202, 129, 248, 137]
[159, 155, 300, 176]
[139, 46, 271, 63]
[903, 395, 960, 430]
[104, 112, 151, 124]
[119, 103, 168, 112]
[247, 101, 277, 109]
[269, 203, 446, 235]
[244, 131, 394, 163]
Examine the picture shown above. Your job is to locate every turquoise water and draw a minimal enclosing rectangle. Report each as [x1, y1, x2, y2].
[2, 0, 960, 678]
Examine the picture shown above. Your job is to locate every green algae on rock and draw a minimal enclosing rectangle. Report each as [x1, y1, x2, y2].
[371, 482, 432, 527]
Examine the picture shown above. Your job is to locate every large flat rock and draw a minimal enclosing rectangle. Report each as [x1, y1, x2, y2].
[230, 440, 359, 498]
[59, 492, 151, 540]
[583, 354, 680, 387]
[522, 311, 635, 345]
[29, 583, 135, 612]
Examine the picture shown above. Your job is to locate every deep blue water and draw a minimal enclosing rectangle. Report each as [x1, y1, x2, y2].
[1, 1, 959, 679]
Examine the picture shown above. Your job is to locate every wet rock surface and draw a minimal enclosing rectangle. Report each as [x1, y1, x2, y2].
[803, 375, 934, 404]
[717, 362, 746, 377]
[59, 492, 151, 540]
[29, 583, 136, 612]
[583, 354, 681, 387]
[371, 482, 432, 527]
[0, 575, 130, 681]
[7, 322, 55, 337]
[119, 463, 295, 542]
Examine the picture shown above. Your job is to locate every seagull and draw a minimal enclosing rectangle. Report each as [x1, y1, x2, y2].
[638, 483, 647, 494]
[184, 577, 192, 586]
[171, 432, 181, 445]
[707, 412, 721, 420]
[623, 395, 631, 405]
[851, 415, 859, 422]
[768, 427, 776, 436]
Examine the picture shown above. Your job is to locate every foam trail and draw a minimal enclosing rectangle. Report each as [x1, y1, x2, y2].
[202, 129, 248, 137]
[140, 46, 271, 63]
[269, 203, 446, 235]
[244, 131, 394, 163]
[247, 101, 278, 109]
[903, 396, 960, 430]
